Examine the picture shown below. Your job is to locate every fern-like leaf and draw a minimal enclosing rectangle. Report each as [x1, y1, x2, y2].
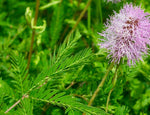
[10, 53, 30, 96]
[30, 86, 108, 115]
[31, 31, 91, 91]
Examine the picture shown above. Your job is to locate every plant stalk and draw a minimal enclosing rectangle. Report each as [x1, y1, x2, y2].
[67, 0, 92, 38]
[27, 0, 40, 69]
[5, 95, 29, 113]
[82, 62, 114, 115]
[88, 5, 91, 30]
[88, 62, 114, 106]
[106, 64, 119, 112]
[106, 88, 113, 112]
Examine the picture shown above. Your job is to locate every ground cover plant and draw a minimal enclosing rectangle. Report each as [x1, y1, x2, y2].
[0, 0, 150, 115]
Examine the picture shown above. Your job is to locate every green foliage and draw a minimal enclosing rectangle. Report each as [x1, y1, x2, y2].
[10, 53, 30, 95]
[31, 31, 92, 91]
[50, 2, 64, 48]
[30, 86, 108, 115]
[0, 30, 107, 114]
[0, 79, 14, 111]
[115, 106, 129, 115]
[1, 0, 150, 115]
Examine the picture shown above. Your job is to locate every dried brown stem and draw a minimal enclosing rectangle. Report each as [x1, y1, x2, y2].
[27, 0, 40, 70]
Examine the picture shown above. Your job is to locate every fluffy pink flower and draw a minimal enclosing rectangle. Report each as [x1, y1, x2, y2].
[99, 4, 150, 65]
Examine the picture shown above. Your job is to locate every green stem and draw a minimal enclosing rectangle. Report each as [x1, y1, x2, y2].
[106, 64, 119, 112]
[88, 62, 114, 106]
[106, 88, 113, 112]
[88, 5, 91, 30]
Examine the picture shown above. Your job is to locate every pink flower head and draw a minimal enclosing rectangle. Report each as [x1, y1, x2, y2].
[99, 4, 150, 65]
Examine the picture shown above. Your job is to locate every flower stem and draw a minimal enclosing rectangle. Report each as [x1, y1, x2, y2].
[27, 0, 40, 69]
[106, 64, 119, 112]
[106, 88, 113, 112]
[88, 62, 114, 106]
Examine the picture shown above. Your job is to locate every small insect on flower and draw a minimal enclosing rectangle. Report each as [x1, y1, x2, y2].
[99, 4, 150, 66]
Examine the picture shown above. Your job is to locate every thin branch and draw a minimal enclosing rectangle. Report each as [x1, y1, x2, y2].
[106, 88, 113, 112]
[5, 95, 29, 113]
[106, 64, 119, 112]
[27, 0, 40, 69]
[82, 62, 114, 115]
[87, 62, 114, 106]
[67, 0, 92, 38]
[73, 94, 88, 103]
[66, 81, 76, 90]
